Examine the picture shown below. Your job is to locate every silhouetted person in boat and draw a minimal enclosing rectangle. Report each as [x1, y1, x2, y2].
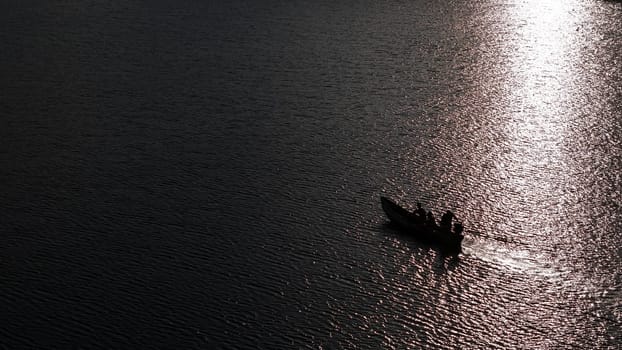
[415, 202, 426, 222]
[426, 211, 436, 228]
[440, 210, 454, 232]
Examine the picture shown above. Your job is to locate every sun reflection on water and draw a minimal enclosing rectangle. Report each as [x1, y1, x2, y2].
[455, 1, 621, 346]
[484, 0, 589, 241]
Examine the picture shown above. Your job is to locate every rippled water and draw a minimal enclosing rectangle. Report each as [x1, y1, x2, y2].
[2, 0, 621, 348]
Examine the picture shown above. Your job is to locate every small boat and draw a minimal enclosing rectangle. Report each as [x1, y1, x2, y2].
[381, 196, 464, 251]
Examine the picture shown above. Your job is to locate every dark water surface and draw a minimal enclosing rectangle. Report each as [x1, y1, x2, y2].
[2, 0, 621, 348]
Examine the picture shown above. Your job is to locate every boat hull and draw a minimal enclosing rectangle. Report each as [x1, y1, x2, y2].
[381, 196, 463, 251]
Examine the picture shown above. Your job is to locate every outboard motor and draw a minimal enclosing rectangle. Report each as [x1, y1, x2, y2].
[453, 222, 464, 236]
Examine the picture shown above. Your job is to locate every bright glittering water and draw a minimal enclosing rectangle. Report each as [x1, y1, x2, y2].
[1, 0, 621, 348]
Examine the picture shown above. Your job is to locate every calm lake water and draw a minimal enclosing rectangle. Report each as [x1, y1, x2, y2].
[2, 0, 621, 348]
